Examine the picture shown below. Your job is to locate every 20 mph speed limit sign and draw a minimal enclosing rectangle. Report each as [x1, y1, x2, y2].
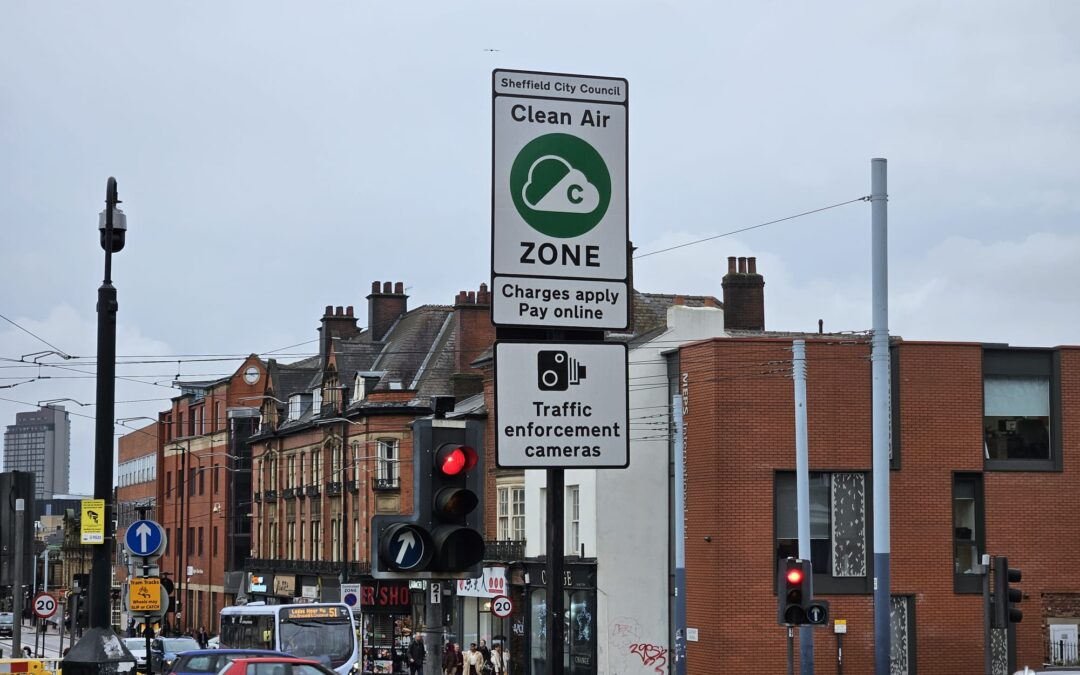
[33, 593, 58, 619]
[491, 595, 513, 619]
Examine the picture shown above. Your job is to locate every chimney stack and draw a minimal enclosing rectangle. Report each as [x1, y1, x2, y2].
[453, 283, 496, 397]
[367, 280, 409, 342]
[319, 304, 361, 358]
[722, 256, 765, 331]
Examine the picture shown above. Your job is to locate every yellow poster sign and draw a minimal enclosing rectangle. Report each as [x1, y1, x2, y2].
[80, 499, 105, 544]
[129, 578, 162, 612]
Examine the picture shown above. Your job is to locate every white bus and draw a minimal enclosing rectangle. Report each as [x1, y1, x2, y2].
[220, 603, 359, 675]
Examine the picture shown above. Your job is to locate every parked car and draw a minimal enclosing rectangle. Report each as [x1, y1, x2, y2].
[0, 612, 14, 637]
[215, 657, 337, 675]
[168, 649, 288, 675]
[123, 637, 150, 669]
[149, 636, 201, 673]
[206, 636, 219, 650]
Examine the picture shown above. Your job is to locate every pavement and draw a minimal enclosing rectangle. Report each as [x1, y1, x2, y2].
[0, 620, 77, 659]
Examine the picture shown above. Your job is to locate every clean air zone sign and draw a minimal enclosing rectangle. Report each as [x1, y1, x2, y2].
[492, 69, 628, 330]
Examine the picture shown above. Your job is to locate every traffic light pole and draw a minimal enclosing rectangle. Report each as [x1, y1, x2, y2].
[545, 468, 565, 675]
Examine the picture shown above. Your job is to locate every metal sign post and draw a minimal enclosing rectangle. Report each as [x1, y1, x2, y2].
[492, 68, 629, 675]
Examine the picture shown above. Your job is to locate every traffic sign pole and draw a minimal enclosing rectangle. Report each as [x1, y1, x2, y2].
[493, 68, 629, 675]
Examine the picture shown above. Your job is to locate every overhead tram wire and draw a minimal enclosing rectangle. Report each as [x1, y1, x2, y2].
[632, 196, 871, 260]
[0, 311, 72, 358]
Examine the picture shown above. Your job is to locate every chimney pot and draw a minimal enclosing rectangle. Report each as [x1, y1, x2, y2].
[477, 283, 490, 304]
[394, 282, 404, 294]
[325, 305, 333, 316]
[382, 281, 392, 293]
[748, 257, 757, 274]
[336, 306, 344, 316]
[703, 297, 718, 308]
[673, 295, 685, 306]
[467, 291, 476, 304]
[371, 281, 380, 294]
[346, 306, 354, 317]
[738, 257, 747, 274]
[727, 257, 737, 274]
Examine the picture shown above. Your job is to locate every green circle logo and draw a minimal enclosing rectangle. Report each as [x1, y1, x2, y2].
[510, 133, 611, 238]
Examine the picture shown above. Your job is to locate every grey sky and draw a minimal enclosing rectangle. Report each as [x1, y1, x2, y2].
[3, 1, 1079, 493]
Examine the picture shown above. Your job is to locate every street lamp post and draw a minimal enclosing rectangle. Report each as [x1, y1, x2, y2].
[63, 177, 135, 675]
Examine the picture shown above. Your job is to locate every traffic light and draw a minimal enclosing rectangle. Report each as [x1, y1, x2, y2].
[778, 558, 811, 625]
[372, 415, 485, 579]
[777, 557, 829, 626]
[993, 556, 1023, 627]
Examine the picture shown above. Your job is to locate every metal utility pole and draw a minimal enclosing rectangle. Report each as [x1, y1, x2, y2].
[13, 498, 25, 656]
[62, 177, 135, 675]
[870, 158, 892, 675]
[545, 468, 565, 675]
[672, 394, 687, 675]
[793, 340, 814, 675]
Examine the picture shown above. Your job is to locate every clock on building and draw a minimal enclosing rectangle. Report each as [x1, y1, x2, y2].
[243, 366, 260, 385]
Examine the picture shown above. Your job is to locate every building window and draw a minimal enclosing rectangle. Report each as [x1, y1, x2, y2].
[984, 348, 1059, 471]
[166, 471, 172, 498]
[953, 473, 985, 593]
[288, 522, 296, 559]
[269, 457, 278, 490]
[568, 486, 580, 553]
[188, 527, 195, 555]
[198, 526, 204, 556]
[213, 465, 219, 494]
[377, 439, 398, 485]
[288, 456, 296, 489]
[199, 469, 205, 495]
[497, 485, 526, 541]
[311, 521, 321, 559]
[331, 519, 340, 562]
[311, 449, 321, 485]
[189, 468, 197, 496]
[212, 526, 218, 557]
[775, 471, 869, 594]
[288, 395, 302, 421]
[299, 453, 306, 486]
[331, 443, 342, 480]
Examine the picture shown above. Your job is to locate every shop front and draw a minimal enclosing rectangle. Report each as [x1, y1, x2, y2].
[454, 566, 512, 651]
[520, 561, 597, 675]
[358, 580, 415, 675]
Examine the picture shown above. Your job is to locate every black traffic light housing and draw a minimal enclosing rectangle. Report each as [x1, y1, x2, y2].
[993, 555, 1023, 628]
[372, 415, 485, 579]
[777, 557, 830, 626]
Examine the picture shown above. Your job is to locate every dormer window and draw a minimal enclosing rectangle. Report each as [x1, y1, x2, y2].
[312, 388, 323, 416]
[354, 375, 366, 402]
[288, 394, 303, 421]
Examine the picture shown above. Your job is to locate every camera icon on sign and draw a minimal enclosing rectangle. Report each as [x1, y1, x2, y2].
[537, 350, 587, 391]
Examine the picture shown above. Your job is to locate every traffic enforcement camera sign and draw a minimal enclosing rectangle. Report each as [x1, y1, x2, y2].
[492, 69, 629, 330]
[495, 341, 628, 468]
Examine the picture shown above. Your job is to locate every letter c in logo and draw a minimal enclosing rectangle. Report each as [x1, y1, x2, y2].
[567, 184, 583, 204]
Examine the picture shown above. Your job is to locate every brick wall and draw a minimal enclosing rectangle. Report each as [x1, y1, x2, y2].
[681, 338, 1080, 674]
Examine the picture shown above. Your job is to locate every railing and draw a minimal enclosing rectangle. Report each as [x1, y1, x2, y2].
[346, 479, 360, 493]
[1048, 638, 1079, 666]
[281, 488, 297, 500]
[304, 484, 320, 497]
[263, 490, 277, 503]
[325, 481, 342, 496]
[371, 476, 400, 491]
[484, 539, 525, 561]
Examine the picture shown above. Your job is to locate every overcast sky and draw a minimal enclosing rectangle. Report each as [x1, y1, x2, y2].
[2, 1, 1079, 494]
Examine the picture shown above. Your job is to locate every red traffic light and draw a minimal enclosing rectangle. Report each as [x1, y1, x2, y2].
[437, 444, 478, 476]
[786, 568, 804, 585]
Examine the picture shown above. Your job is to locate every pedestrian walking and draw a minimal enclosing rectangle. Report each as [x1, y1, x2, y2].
[463, 642, 485, 675]
[491, 644, 506, 674]
[196, 625, 209, 649]
[407, 634, 426, 675]
[442, 642, 461, 675]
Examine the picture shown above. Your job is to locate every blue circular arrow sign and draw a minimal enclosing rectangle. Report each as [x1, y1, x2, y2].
[388, 526, 426, 570]
[125, 519, 166, 557]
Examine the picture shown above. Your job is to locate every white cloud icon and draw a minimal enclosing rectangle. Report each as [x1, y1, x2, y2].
[522, 155, 601, 214]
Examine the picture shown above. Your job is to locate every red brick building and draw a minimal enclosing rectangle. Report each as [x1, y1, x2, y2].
[678, 336, 1080, 673]
[116, 419, 159, 594]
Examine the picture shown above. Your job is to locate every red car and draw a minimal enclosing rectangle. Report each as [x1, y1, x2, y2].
[216, 657, 338, 675]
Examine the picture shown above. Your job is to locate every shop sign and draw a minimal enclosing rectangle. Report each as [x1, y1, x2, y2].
[360, 582, 411, 612]
[248, 573, 269, 594]
[273, 575, 296, 596]
[456, 566, 508, 598]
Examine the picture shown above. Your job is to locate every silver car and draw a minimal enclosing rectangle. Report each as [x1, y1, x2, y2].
[123, 637, 149, 669]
